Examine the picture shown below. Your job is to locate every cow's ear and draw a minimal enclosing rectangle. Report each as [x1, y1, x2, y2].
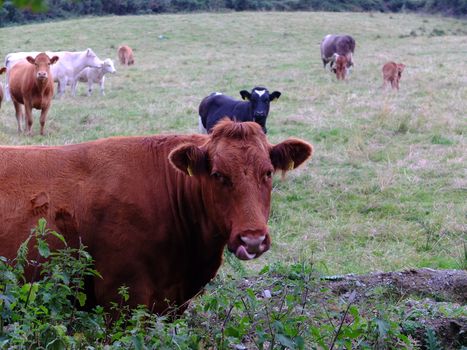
[169, 144, 208, 177]
[0, 67, 6, 74]
[240, 90, 251, 101]
[50, 56, 59, 65]
[270, 139, 313, 172]
[86, 48, 94, 56]
[269, 91, 281, 102]
[26, 56, 35, 65]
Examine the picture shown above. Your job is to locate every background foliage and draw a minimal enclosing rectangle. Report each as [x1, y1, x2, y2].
[1, 0, 466, 26]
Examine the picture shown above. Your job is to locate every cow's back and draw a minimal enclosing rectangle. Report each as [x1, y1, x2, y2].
[199, 93, 249, 131]
[321, 34, 355, 59]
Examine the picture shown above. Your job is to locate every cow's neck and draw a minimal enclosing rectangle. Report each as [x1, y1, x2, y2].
[70, 51, 93, 75]
[171, 170, 227, 284]
[35, 79, 49, 93]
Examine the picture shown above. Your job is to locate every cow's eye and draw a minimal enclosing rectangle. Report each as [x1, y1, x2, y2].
[212, 172, 231, 186]
[264, 170, 273, 181]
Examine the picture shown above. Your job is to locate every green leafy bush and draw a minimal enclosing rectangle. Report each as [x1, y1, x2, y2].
[0, 220, 450, 348]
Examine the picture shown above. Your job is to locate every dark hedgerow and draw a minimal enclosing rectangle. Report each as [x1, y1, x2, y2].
[0, 0, 466, 27]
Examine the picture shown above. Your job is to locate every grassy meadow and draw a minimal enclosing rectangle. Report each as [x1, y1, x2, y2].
[0, 12, 465, 276]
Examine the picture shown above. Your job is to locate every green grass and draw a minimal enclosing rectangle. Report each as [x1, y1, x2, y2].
[0, 12, 465, 275]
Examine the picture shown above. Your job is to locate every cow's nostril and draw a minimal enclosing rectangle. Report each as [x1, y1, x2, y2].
[240, 235, 266, 251]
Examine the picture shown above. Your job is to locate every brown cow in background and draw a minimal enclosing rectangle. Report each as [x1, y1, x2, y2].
[118, 45, 134, 65]
[0, 66, 6, 109]
[382, 62, 406, 90]
[8, 53, 59, 135]
[0, 120, 313, 313]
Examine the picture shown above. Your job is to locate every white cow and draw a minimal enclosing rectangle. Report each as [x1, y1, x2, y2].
[4, 48, 103, 99]
[71, 58, 116, 96]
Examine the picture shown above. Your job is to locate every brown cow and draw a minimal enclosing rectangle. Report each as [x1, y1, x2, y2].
[382, 62, 406, 90]
[0, 66, 6, 109]
[0, 120, 313, 313]
[333, 55, 348, 80]
[118, 45, 134, 65]
[8, 53, 59, 135]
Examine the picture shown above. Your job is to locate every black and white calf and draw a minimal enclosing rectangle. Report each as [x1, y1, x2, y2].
[198, 87, 281, 134]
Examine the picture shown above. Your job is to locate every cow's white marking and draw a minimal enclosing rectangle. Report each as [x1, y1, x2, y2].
[214, 92, 223, 96]
[254, 89, 266, 97]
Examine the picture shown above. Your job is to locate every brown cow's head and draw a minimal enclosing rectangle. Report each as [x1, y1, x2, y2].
[169, 120, 313, 260]
[397, 63, 406, 79]
[333, 54, 348, 80]
[26, 53, 59, 82]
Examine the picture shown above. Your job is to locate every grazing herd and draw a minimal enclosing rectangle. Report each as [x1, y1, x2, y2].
[0, 31, 407, 315]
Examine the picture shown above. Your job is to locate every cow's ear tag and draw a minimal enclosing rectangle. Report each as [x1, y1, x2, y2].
[187, 165, 193, 177]
[288, 160, 295, 170]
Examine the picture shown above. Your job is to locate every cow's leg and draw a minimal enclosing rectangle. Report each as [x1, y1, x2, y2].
[56, 78, 66, 99]
[99, 77, 105, 96]
[87, 81, 93, 96]
[71, 79, 78, 96]
[39, 105, 50, 136]
[13, 101, 23, 133]
[24, 103, 34, 135]
[5, 71, 11, 101]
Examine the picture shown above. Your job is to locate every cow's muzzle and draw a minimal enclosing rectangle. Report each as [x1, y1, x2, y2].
[229, 229, 270, 260]
[36, 72, 48, 80]
[254, 111, 267, 118]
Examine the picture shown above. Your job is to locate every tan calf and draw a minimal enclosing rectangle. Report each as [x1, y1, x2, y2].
[382, 62, 405, 90]
[118, 45, 134, 65]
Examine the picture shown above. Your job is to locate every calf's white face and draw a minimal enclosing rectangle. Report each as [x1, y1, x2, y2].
[102, 59, 116, 74]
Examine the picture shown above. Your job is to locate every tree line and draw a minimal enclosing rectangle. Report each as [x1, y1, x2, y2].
[0, 0, 466, 26]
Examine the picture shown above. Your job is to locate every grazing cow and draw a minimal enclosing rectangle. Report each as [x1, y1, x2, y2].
[320, 34, 356, 79]
[118, 45, 134, 65]
[198, 87, 281, 134]
[0, 66, 6, 109]
[8, 53, 59, 135]
[382, 62, 406, 90]
[71, 58, 116, 96]
[4, 49, 103, 99]
[0, 120, 313, 313]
